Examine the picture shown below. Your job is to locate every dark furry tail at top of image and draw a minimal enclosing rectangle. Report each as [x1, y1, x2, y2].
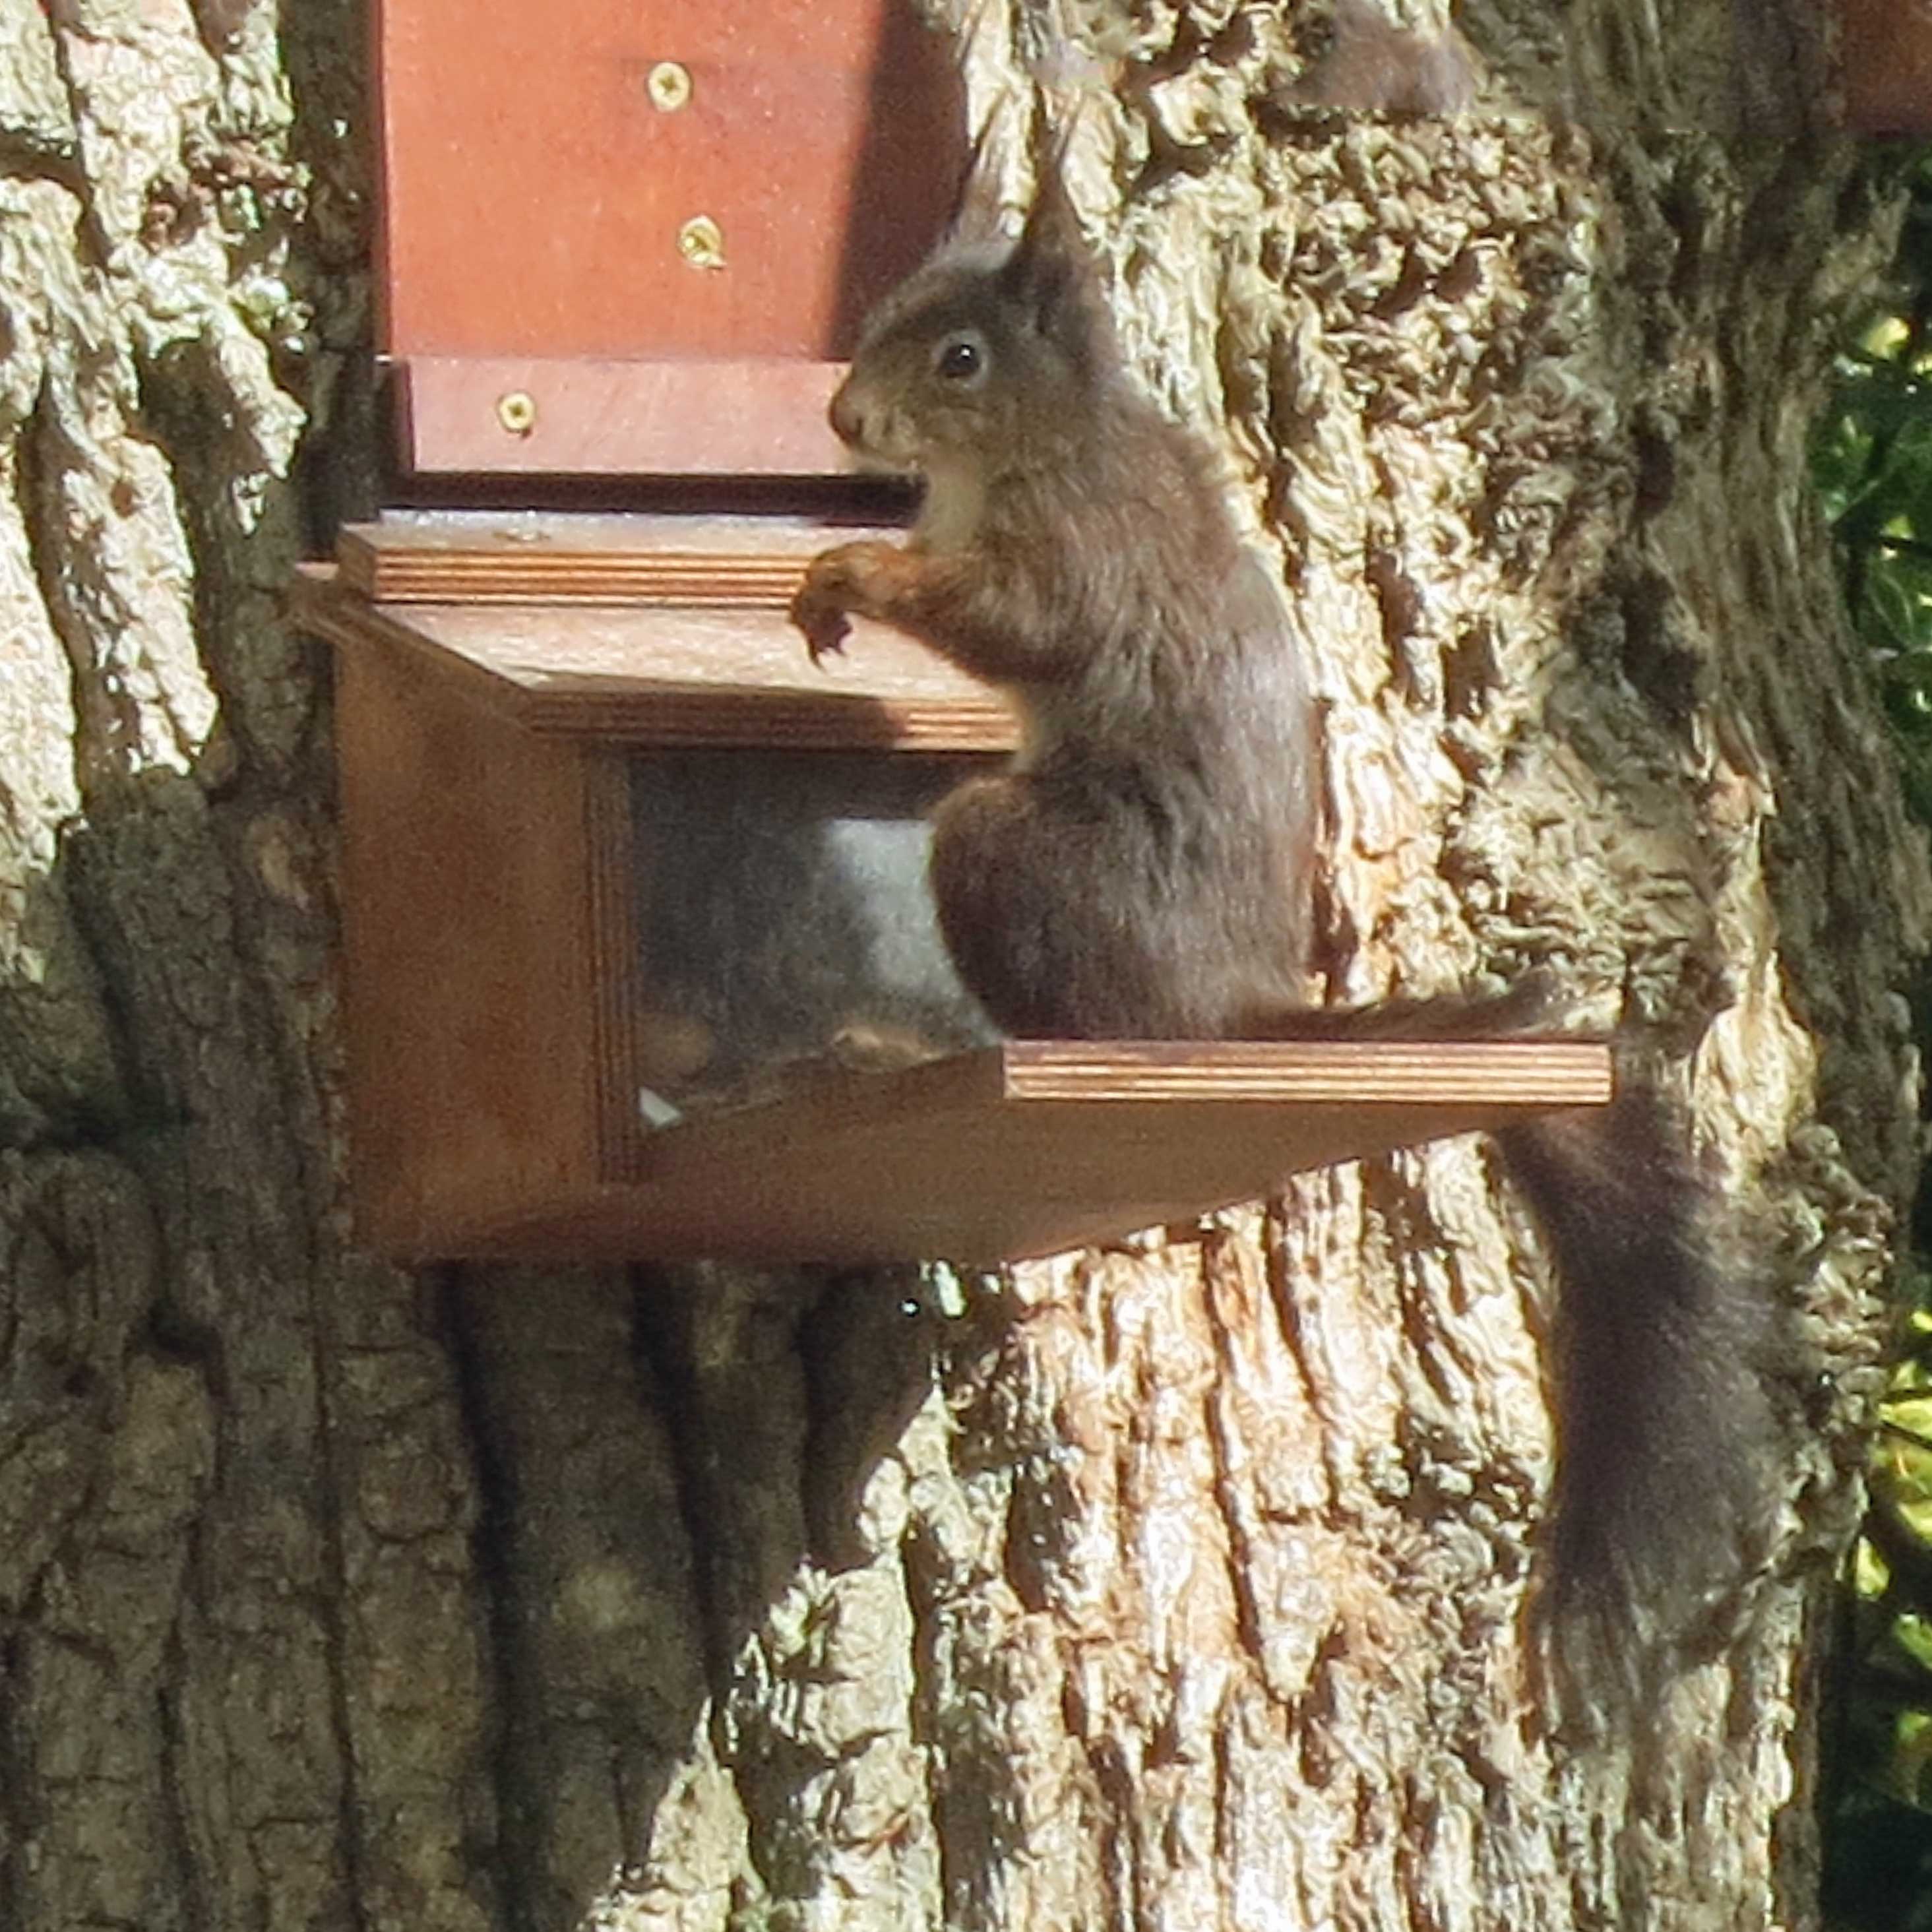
[1255, 992, 1786, 1722]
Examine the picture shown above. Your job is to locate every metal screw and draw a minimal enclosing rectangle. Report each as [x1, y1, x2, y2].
[495, 390, 538, 436]
[646, 61, 692, 111]
[677, 214, 726, 270]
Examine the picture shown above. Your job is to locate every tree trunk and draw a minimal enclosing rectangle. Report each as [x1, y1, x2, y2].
[0, 1, 1919, 1930]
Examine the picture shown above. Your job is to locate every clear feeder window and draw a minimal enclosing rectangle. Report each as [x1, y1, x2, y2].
[628, 750, 997, 1113]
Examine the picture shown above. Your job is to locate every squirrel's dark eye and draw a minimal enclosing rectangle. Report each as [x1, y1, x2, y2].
[933, 332, 985, 383]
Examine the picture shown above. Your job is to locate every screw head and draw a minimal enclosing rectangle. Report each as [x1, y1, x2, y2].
[677, 214, 726, 270]
[495, 390, 538, 436]
[646, 60, 693, 111]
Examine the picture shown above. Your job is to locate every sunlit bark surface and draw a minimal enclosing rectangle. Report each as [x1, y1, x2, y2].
[0, 1, 1918, 1929]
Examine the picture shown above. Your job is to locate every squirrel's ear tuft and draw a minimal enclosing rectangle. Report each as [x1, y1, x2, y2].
[999, 166, 1111, 367]
[945, 122, 1009, 249]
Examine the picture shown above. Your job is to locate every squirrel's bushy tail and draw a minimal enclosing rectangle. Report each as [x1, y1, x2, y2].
[1249, 991, 1783, 1710]
[1495, 1093, 1780, 1708]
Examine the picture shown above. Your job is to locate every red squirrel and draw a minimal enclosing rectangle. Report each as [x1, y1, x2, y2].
[1290, 0, 1483, 114]
[789, 173, 1783, 1712]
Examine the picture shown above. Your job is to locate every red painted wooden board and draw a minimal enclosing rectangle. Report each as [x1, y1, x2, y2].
[1842, 0, 1932, 134]
[375, 0, 964, 405]
[391, 356, 856, 476]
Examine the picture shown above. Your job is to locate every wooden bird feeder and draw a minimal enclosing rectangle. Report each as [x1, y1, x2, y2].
[296, 520, 1610, 1262]
[297, 1, 1619, 1264]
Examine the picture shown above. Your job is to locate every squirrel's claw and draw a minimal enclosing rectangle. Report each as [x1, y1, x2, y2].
[789, 580, 853, 666]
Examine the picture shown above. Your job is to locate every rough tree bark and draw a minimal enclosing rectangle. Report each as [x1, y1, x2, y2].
[0, 1, 1920, 1929]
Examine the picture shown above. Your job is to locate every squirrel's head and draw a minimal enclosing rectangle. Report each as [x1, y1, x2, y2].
[828, 174, 1117, 500]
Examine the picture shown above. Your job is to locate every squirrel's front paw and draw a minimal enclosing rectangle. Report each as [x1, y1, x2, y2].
[790, 542, 899, 666]
[790, 578, 852, 664]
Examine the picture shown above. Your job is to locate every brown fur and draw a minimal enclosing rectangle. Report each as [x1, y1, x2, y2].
[1292, 0, 1484, 114]
[792, 181, 1782, 1722]
[794, 185, 1319, 1038]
